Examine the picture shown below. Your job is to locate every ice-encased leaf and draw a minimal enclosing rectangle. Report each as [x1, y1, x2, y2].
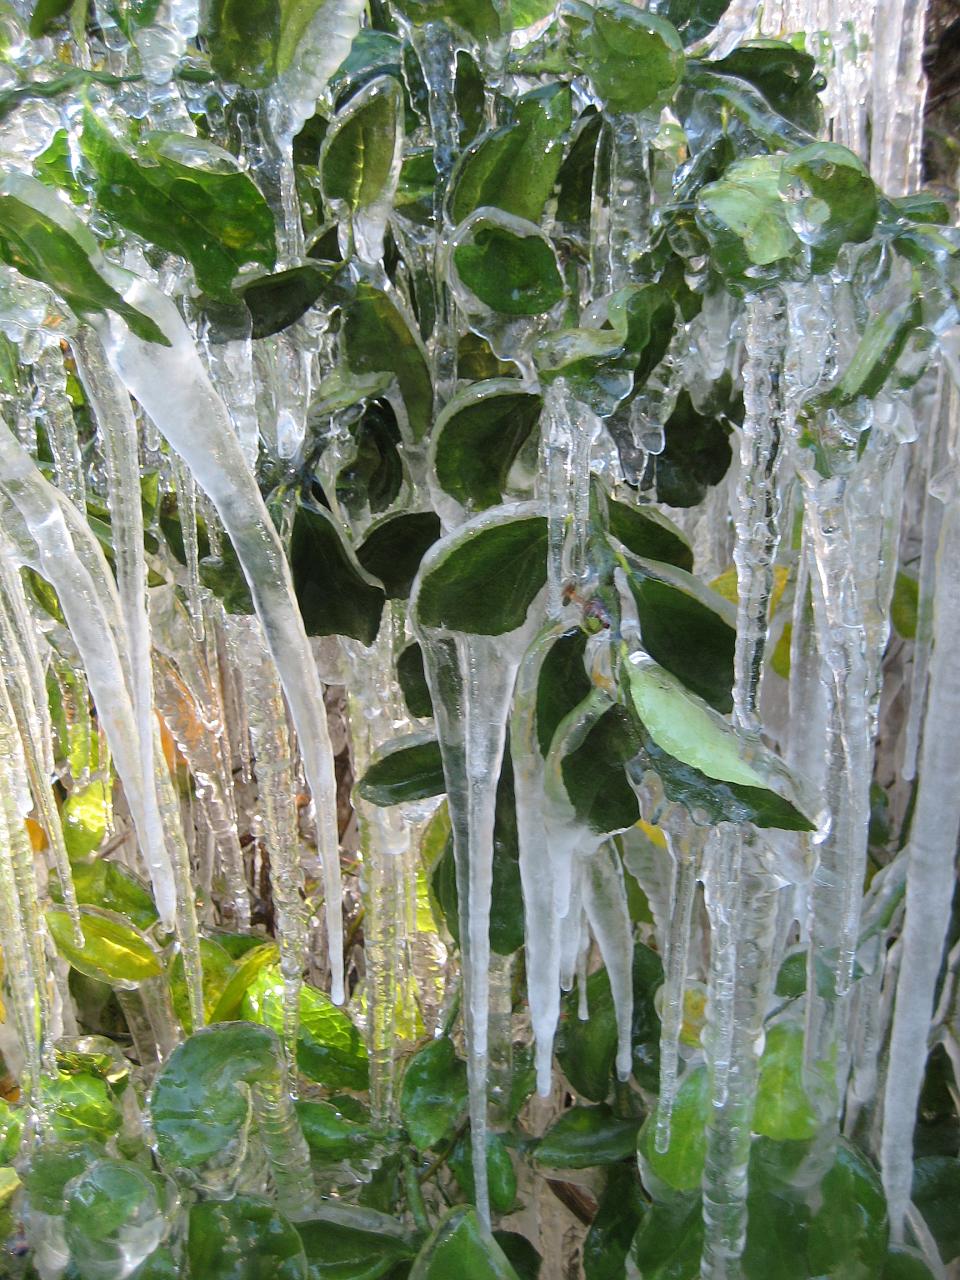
[409, 1206, 521, 1280]
[356, 511, 441, 599]
[752, 1025, 818, 1141]
[563, 1, 684, 115]
[449, 1132, 518, 1215]
[652, 388, 734, 508]
[321, 75, 404, 215]
[639, 1064, 709, 1191]
[414, 509, 548, 635]
[298, 1215, 415, 1277]
[399, 1037, 468, 1151]
[0, 173, 168, 344]
[187, 1197, 307, 1280]
[432, 379, 543, 511]
[356, 732, 445, 806]
[80, 113, 277, 302]
[649, 0, 730, 45]
[397, 641, 434, 718]
[46, 906, 162, 989]
[553, 691, 642, 836]
[604, 491, 693, 571]
[233, 261, 344, 339]
[535, 627, 591, 756]
[450, 211, 565, 316]
[780, 142, 877, 272]
[707, 40, 824, 132]
[340, 283, 433, 440]
[536, 1106, 641, 1169]
[290, 499, 385, 643]
[697, 156, 801, 286]
[447, 84, 573, 226]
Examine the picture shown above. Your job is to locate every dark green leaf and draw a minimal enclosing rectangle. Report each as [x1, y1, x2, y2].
[537, 1105, 641, 1169]
[807, 1141, 888, 1278]
[557, 696, 642, 836]
[455, 50, 485, 148]
[742, 1151, 810, 1280]
[631, 941, 664, 1090]
[556, 110, 602, 237]
[356, 511, 441, 599]
[0, 173, 168, 345]
[450, 1131, 518, 1214]
[341, 283, 433, 440]
[605, 492, 693, 571]
[295, 1100, 376, 1165]
[881, 1248, 938, 1280]
[653, 388, 734, 508]
[356, 733, 445, 806]
[452, 215, 564, 316]
[652, 0, 729, 45]
[234, 262, 342, 339]
[334, 398, 404, 518]
[536, 628, 592, 757]
[321, 76, 404, 216]
[29, 0, 73, 36]
[780, 142, 877, 272]
[188, 1196, 307, 1279]
[432, 380, 543, 512]
[200, 529, 255, 615]
[565, 2, 685, 115]
[392, 0, 505, 42]
[629, 1194, 701, 1279]
[242, 966, 369, 1090]
[397, 642, 433, 718]
[298, 1215, 415, 1279]
[200, 0, 281, 86]
[290, 499, 386, 644]
[447, 84, 573, 225]
[493, 1233, 541, 1280]
[409, 1206, 521, 1279]
[640, 1067, 709, 1191]
[708, 40, 824, 131]
[912, 1157, 960, 1263]
[583, 1165, 645, 1280]
[622, 555, 735, 711]
[47, 906, 162, 988]
[81, 112, 277, 301]
[414, 511, 548, 635]
[555, 966, 618, 1101]
[399, 1037, 468, 1151]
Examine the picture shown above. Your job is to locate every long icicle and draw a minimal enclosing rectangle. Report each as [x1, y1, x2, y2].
[96, 282, 345, 1003]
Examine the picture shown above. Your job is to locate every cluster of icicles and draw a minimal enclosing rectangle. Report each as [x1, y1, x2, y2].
[0, 0, 957, 1276]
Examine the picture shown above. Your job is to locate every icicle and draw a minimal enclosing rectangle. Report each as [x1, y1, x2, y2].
[412, 528, 541, 1226]
[654, 822, 700, 1152]
[700, 291, 788, 1279]
[33, 343, 85, 510]
[869, 0, 929, 195]
[171, 455, 204, 642]
[236, 617, 308, 1079]
[606, 113, 655, 292]
[582, 842, 633, 1082]
[96, 282, 345, 1003]
[0, 422, 179, 926]
[540, 380, 601, 616]
[0, 787, 44, 1109]
[409, 21, 460, 190]
[881, 487, 960, 1238]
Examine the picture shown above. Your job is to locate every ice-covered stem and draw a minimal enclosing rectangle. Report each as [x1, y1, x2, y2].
[411, 621, 526, 1228]
[540, 379, 601, 617]
[236, 619, 308, 1082]
[583, 842, 633, 1083]
[654, 820, 700, 1152]
[881, 488, 960, 1238]
[33, 343, 85, 510]
[97, 283, 345, 1004]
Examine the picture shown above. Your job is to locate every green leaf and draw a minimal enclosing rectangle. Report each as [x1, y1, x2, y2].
[556, 695, 642, 836]
[698, 156, 801, 286]
[200, 529, 255, 615]
[356, 511, 441, 599]
[169, 937, 237, 1033]
[0, 1099, 23, 1164]
[29, 0, 73, 36]
[753, 1024, 817, 1141]
[631, 942, 664, 1090]
[335, 398, 404, 517]
[295, 1099, 376, 1164]
[653, 389, 734, 508]
[742, 1151, 811, 1280]
[200, 0, 281, 86]
[912, 1157, 960, 1263]
[891, 572, 919, 639]
[290, 499, 386, 644]
[397, 642, 434, 718]
[47, 906, 162, 988]
[629, 1194, 701, 1279]
[414, 510, 548, 635]
[493, 1233, 542, 1280]
[298, 1215, 415, 1279]
[209, 940, 281, 1021]
[64, 1160, 171, 1269]
[188, 1196, 308, 1280]
[61, 782, 111, 859]
[881, 1248, 938, 1280]
[621, 555, 735, 712]
[432, 380, 543, 512]
[242, 966, 369, 1090]
[81, 113, 277, 302]
[450, 1131, 518, 1214]
[555, 965, 618, 1101]
[391, 0, 505, 42]
[624, 654, 814, 830]
[640, 1066, 709, 1192]
[654, 0, 730, 45]
[565, 2, 685, 115]
[356, 732, 445, 806]
[234, 261, 342, 339]
[44, 1072, 123, 1144]
[341, 283, 433, 440]
[410, 1206, 521, 1279]
[399, 1037, 468, 1151]
[536, 627, 592, 757]
[447, 84, 573, 225]
[708, 40, 824, 132]
[583, 1165, 645, 1280]
[451, 213, 565, 316]
[807, 1141, 888, 1278]
[537, 1105, 641, 1169]
[21, 1143, 106, 1216]
[605, 492, 693, 571]
[0, 172, 168, 345]
[780, 142, 877, 272]
[321, 76, 404, 216]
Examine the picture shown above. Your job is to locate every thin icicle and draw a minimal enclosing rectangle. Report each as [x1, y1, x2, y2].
[96, 282, 345, 1003]
[33, 342, 85, 510]
[540, 379, 601, 615]
[237, 618, 308, 1079]
[171, 455, 204, 642]
[881, 491, 960, 1238]
[654, 822, 700, 1152]
[582, 842, 633, 1082]
[0, 783, 44, 1109]
[606, 113, 655, 291]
